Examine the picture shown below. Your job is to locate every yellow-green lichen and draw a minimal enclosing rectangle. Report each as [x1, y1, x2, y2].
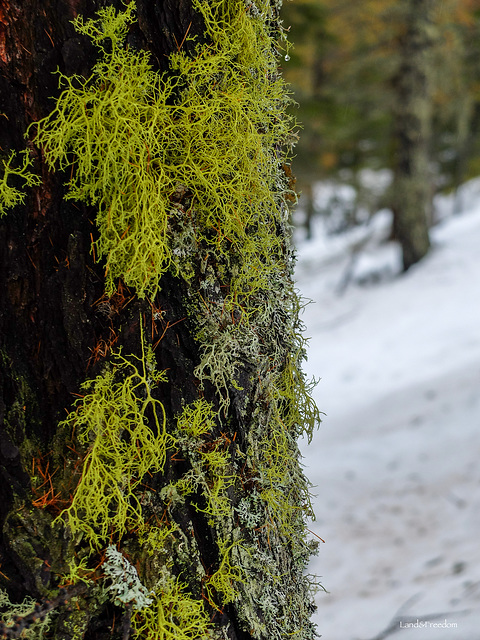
[175, 400, 235, 522]
[176, 399, 215, 438]
[62, 556, 93, 586]
[0, 150, 41, 217]
[204, 538, 244, 606]
[56, 331, 173, 548]
[30, 0, 294, 300]
[21, 1, 321, 637]
[138, 522, 179, 556]
[174, 401, 246, 608]
[255, 352, 321, 537]
[132, 574, 212, 640]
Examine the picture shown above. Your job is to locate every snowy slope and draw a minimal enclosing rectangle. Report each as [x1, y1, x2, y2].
[295, 181, 480, 640]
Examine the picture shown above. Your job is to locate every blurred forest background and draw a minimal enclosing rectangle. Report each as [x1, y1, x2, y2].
[282, 0, 480, 270]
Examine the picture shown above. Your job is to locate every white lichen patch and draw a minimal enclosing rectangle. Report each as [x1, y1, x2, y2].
[103, 546, 153, 610]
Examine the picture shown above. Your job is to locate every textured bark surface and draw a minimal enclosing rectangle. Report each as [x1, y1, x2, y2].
[391, 0, 433, 271]
[0, 2, 318, 639]
[0, 0, 222, 634]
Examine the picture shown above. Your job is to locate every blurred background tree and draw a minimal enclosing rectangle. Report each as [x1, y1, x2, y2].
[282, 0, 480, 267]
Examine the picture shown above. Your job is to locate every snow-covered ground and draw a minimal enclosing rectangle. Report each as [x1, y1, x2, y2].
[294, 179, 480, 640]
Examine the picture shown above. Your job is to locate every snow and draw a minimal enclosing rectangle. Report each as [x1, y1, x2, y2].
[294, 179, 480, 640]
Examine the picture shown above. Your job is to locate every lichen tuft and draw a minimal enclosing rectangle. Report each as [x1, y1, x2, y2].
[55, 330, 173, 548]
[0, 150, 41, 217]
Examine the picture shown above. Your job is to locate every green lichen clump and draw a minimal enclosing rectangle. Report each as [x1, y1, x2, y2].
[0, 150, 41, 217]
[30, 0, 293, 300]
[175, 399, 235, 521]
[174, 400, 245, 606]
[132, 573, 211, 640]
[57, 332, 173, 548]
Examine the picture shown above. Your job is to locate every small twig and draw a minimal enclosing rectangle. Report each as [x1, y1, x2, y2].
[335, 232, 373, 295]
[121, 602, 133, 640]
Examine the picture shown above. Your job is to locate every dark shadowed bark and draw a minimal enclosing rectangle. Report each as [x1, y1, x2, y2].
[0, 1, 319, 639]
[0, 0, 204, 624]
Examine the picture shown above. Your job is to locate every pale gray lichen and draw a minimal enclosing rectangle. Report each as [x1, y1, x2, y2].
[235, 492, 263, 529]
[103, 545, 153, 610]
[0, 588, 52, 639]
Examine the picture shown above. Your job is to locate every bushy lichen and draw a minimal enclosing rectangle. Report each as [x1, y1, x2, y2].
[184, 252, 322, 638]
[0, 150, 41, 217]
[30, 0, 294, 301]
[174, 400, 245, 609]
[204, 538, 244, 607]
[176, 398, 216, 439]
[131, 573, 212, 640]
[56, 329, 173, 548]
[175, 399, 235, 522]
[138, 522, 179, 557]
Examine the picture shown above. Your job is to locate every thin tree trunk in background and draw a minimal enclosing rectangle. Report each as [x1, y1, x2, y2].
[453, 101, 480, 214]
[391, 0, 433, 271]
[0, 1, 319, 639]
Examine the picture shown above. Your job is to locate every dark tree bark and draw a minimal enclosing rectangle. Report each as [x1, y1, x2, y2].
[0, 1, 319, 639]
[391, 0, 434, 271]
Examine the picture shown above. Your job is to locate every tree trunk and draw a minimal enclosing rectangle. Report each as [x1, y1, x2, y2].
[0, 1, 320, 639]
[391, 0, 433, 271]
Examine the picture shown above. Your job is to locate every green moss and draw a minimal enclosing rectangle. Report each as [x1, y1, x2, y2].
[0, 351, 41, 451]
[0, 150, 41, 217]
[55, 600, 90, 640]
[56, 328, 173, 548]
[3, 502, 71, 597]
